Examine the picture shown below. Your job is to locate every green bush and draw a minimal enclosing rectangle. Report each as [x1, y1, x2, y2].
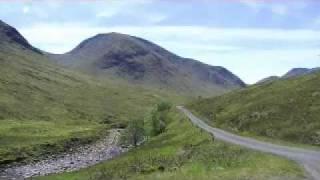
[122, 118, 145, 147]
[145, 102, 172, 137]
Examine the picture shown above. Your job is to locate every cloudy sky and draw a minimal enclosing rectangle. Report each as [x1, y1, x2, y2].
[1, 0, 320, 84]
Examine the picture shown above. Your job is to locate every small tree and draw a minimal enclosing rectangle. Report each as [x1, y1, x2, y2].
[145, 101, 172, 137]
[123, 118, 144, 147]
[156, 101, 172, 112]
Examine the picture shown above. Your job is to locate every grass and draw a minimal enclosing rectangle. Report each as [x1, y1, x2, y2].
[188, 72, 320, 147]
[0, 43, 185, 165]
[34, 109, 305, 180]
[0, 25, 308, 180]
[0, 120, 103, 164]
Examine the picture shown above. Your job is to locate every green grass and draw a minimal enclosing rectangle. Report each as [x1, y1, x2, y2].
[34, 109, 304, 180]
[188, 72, 320, 147]
[0, 120, 103, 164]
[0, 43, 185, 165]
[0, 29, 307, 180]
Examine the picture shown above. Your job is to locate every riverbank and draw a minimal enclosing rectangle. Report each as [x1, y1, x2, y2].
[0, 129, 125, 179]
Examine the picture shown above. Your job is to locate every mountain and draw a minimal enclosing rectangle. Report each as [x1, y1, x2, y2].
[0, 20, 301, 180]
[188, 71, 320, 146]
[283, 67, 320, 78]
[0, 21, 175, 165]
[0, 20, 41, 54]
[49, 33, 245, 95]
[256, 67, 320, 84]
[256, 76, 280, 84]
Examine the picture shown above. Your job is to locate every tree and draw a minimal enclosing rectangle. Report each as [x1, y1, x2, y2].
[156, 101, 172, 112]
[123, 118, 144, 147]
[145, 101, 172, 137]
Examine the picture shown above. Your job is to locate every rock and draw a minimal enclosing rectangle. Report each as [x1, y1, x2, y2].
[0, 129, 129, 178]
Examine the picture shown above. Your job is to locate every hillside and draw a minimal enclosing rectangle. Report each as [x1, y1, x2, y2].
[188, 71, 320, 146]
[35, 109, 304, 180]
[283, 67, 320, 78]
[0, 21, 177, 165]
[256, 76, 280, 84]
[0, 20, 307, 180]
[257, 67, 320, 84]
[49, 33, 245, 96]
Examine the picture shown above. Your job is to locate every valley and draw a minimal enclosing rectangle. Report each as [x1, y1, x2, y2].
[0, 5, 320, 180]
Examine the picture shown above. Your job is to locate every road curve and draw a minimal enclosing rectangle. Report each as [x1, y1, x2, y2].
[178, 106, 320, 180]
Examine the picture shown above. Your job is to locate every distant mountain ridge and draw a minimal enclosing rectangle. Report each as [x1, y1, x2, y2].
[49, 32, 245, 95]
[283, 67, 320, 78]
[257, 67, 320, 84]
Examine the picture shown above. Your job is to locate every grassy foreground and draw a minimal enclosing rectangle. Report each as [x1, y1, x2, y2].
[34, 109, 304, 180]
[188, 72, 320, 147]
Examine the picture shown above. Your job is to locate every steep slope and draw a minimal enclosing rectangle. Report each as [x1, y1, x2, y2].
[49, 33, 245, 96]
[188, 71, 320, 146]
[0, 21, 175, 165]
[0, 20, 41, 53]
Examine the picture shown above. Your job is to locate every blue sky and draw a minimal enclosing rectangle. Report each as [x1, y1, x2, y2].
[0, 0, 320, 84]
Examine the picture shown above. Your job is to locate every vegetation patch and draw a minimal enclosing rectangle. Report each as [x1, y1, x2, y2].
[0, 45, 184, 165]
[35, 109, 304, 180]
[188, 72, 320, 146]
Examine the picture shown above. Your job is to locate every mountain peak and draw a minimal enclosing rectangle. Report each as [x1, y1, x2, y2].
[50, 33, 245, 95]
[0, 19, 41, 54]
[96, 32, 127, 37]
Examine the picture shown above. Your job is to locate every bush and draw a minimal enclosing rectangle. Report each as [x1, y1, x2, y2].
[122, 118, 145, 147]
[145, 101, 172, 137]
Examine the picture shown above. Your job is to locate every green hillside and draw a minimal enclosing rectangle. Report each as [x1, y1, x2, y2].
[0, 19, 309, 180]
[35, 109, 303, 180]
[0, 38, 182, 165]
[188, 72, 320, 146]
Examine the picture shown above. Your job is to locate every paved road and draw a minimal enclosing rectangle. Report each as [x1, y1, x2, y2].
[178, 106, 320, 180]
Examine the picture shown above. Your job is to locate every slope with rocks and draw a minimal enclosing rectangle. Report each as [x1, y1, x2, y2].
[49, 33, 245, 96]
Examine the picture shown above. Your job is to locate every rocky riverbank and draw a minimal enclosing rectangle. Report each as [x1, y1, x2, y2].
[0, 129, 126, 179]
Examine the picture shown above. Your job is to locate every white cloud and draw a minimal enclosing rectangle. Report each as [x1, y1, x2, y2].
[271, 4, 288, 16]
[195, 48, 320, 84]
[20, 24, 320, 52]
[96, 11, 118, 18]
[240, 1, 289, 16]
[313, 17, 320, 27]
[239, 0, 264, 13]
[145, 13, 167, 24]
[19, 23, 320, 83]
[22, 6, 30, 14]
[95, 0, 156, 19]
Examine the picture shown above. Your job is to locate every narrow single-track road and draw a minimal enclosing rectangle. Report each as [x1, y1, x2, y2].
[178, 106, 320, 180]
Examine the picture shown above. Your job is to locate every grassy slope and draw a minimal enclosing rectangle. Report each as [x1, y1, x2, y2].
[0, 43, 184, 165]
[188, 72, 320, 146]
[36, 109, 304, 180]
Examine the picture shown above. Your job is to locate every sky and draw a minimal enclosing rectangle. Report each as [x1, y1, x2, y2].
[0, 0, 320, 84]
